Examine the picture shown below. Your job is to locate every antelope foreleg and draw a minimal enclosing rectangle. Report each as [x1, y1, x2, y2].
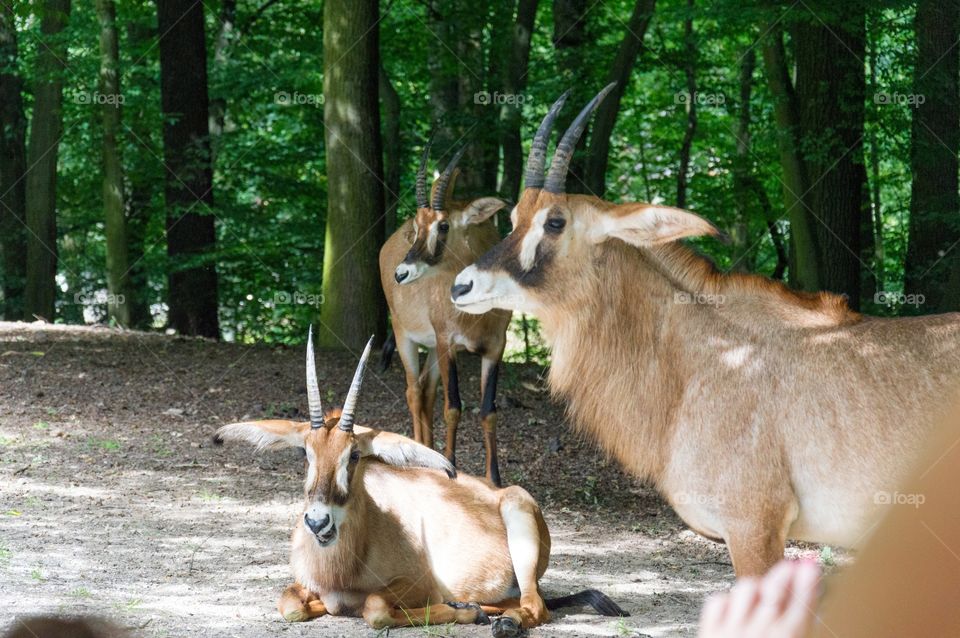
[277, 583, 327, 622]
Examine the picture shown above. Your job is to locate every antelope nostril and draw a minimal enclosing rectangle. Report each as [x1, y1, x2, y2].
[304, 513, 330, 535]
[451, 281, 473, 300]
[395, 269, 409, 283]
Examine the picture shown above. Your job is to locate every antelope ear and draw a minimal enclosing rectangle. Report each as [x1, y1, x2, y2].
[589, 203, 722, 246]
[356, 429, 456, 478]
[215, 420, 308, 451]
[462, 197, 508, 225]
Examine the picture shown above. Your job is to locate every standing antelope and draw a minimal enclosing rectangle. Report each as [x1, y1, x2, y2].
[379, 143, 511, 485]
[215, 329, 626, 636]
[451, 85, 960, 577]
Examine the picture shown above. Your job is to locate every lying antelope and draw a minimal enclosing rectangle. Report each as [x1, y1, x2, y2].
[379, 143, 511, 485]
[452, 85, 960, 576]
[216, 329, 626, 635]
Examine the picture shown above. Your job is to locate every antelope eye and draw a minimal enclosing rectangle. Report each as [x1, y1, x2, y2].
[546, 217, 566, 233]
[349, 449, 361, 463]
[438, 221, 450, 233]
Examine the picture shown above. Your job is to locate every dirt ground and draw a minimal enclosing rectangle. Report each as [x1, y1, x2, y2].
[0, 322, 827, 638]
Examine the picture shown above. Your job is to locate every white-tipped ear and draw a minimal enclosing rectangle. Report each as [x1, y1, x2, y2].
[589, 204, 722, 246]
[462, 197, 508, 225]
[357, 430, 456, 478]
[215, 420, 307, 451]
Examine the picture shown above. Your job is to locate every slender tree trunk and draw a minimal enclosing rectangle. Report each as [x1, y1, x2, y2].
[676, 0, 696, 209]
[905, 0, 960, 311]
[498, 0, 538, 203]
[208, 0, 235, 166]
[158, 0, 219, 337]
[379, 62, 401, 237]
[866, 21, 885, 293]
[24, 0, 71, 322]
[553, 0, 591, 193]
[730, 47, 756, 272]
[319, 0, 386, 349]
[0, 2, 27, 320]
[760, 23, 822, 291]
[794, 1, 866, 309]
[583, 0, 656, 197]
[96, 0, 132, 326]
[124, 17, 156, 328]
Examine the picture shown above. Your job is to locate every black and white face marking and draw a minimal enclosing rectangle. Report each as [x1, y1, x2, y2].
[451, 206, 565, 314]
[395, 217, 448, 285]
[302, 442, 361, 548]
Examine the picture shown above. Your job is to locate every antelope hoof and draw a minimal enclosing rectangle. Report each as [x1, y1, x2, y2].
[491, 616, 522, 638]
[282, 609, 309, 623]
[446, 601, 490, 625]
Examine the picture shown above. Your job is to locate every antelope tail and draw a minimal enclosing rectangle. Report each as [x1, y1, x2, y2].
[379, 332, 397, 373]
[544, 589, 629, 617]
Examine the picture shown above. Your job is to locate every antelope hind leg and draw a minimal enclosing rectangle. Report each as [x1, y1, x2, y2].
[278, 583, 327, 622]
[360, 593, 488, 629]
[497, 486, 550, 633]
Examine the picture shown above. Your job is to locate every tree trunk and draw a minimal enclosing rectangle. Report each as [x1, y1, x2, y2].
[794, 2, 866, 309]
[0, 1, 27, 320]
[208, 0, 235, 166]
[676, 0, 696, 209]
[124, 17, 156, 329]
[24, 0, 71, 322]
[553, 0, 591, 193]
[730, 47, 756, 272]
[379, 62, 401, 237]
[96, 0, 132, 327]
[583, 0, 656, 197]
[498, 0, 538, 203]
[158, 0, 219, 337]
[319, 0, 386, 349]
[905, 0, 960, 311]
[760, 23, 822, 291]
[866, 21, 885, 293]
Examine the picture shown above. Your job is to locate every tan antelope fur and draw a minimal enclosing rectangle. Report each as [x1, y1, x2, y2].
[216, 329, 626, 635]
[380, 143, 511, 485]
[452, 85, 960, 577]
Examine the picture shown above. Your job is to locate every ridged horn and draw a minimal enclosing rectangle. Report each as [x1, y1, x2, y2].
[306, 326, 324, 429]
[543, 82, 617, 194]
[415, 139, 431, 209]
[523, 90, 571, 190]
[432, 145, 466, 211]
[338, 335, 374, 432]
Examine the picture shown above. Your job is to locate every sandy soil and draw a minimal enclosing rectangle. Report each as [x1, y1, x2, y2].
[0, 322, 825, 637]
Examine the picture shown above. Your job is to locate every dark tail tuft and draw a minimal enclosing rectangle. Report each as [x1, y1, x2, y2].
[545, 589, 629, 617]
[211, 433, 224, 446]
[379, 332, 397, 373]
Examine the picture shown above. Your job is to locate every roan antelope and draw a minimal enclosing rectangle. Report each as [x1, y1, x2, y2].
[379, 143, 511, 485]
[215, 329, 627, 636]
[452, 85, 960, 577]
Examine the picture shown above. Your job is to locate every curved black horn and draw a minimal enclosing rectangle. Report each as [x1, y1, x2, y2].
[543, 82, 617, 194]
[306, 326, 324, 429]
[431, 145, 466, 211]
[338, 335, 374, 432]
[524, 90, 571, 190]
[415, 140, 431, 209]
